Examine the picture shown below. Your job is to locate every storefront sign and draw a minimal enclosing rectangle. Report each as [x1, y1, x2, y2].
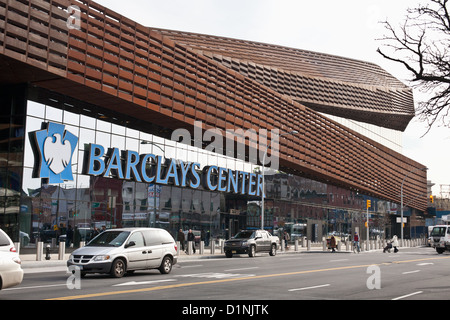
[31, 122, 264, 197]
[32, 122, 78, 184]
[83, 143, 264, 197]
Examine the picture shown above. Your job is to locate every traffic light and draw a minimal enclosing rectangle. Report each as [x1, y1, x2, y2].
[366, 199, 371, 209]
[430, 195, 434, 203]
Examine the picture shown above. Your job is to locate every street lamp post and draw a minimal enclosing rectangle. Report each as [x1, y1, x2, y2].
[400, 167, 427, 244]
[261, 130, 298, 230]
[141, 140, 165, 227]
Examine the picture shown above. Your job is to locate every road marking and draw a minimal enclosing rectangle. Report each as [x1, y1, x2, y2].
[113, 279, 176, 287]
[178, 272, 255, 279]
[23, 266, 68, 274]
[47, 255, 450, 300]
[417, 262, 434, 266]
[279, 257, 302, 261]
[329, 259, 348, 262]
[402, 270, 420, 274]
[180, 264, 203, 268]
[224, 267, 259, 272]
[289, 284, 330, 292]
[392, 291, 423, 300]
[3, 283, 66, 291]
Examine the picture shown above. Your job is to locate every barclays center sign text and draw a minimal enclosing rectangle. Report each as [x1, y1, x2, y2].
[32, 122, 265, 197]
[84, 144, 264, 196]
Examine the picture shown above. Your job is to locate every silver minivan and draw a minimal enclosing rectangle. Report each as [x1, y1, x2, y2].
[67, 228, 178, 278]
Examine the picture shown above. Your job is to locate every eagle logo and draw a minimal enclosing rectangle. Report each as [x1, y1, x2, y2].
[33, 122, 78, 184]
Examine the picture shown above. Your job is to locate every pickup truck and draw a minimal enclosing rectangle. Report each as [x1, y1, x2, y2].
[224, 230, 279, 258]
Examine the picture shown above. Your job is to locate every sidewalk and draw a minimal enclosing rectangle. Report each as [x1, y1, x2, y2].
[18, 245, 353, 272]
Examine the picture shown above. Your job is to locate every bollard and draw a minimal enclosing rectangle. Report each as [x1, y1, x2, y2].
[187, 241, 193, 255]
[36, 241, 43, 261]
[337, 241, 341, 252]
[220, 240, 224, 253]
[281, 240, 285, 252]
[58, 241, 65, 260]
[210, 240, 215, 254]
[176, 241, 181, 255]
[199, 241, 204, 255]
[322, 237, 327, 251]
[294, 239, 299, 251]
[307, 239, 311, 251]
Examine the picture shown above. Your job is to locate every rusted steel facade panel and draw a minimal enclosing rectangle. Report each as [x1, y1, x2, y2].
[0, 0, 427, 211]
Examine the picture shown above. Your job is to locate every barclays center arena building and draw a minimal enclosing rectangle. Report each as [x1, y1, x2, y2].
[0, 0, 428, 248]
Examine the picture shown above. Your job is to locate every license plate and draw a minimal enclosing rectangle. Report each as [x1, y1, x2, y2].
[232, 251, 236, 253]
[70, 265, 83, 270]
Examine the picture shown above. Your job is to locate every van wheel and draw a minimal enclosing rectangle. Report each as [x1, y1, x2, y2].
[436, 248, 445, 254]
[225, 251, 233, 258]
[269, 244, 277, 256]
[248, 245, 256, 257]
[110, 258, 126, 278]
[159, 256, 173, 274]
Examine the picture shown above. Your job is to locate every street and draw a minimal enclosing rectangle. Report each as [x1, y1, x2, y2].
[2, 246, 449, 303]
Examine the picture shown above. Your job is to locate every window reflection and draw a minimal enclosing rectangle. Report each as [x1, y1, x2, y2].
[12, 97, 405, 250]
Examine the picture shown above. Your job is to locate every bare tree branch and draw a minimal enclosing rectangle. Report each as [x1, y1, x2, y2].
[377, 0, 450, 131]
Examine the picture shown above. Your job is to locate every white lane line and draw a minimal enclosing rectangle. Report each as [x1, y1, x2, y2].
[3, 283, 66, 291]
[329, 259, 349, 262]
[402, 270, 420, 275]
[23, 266, 68, 274]
[224, 267, 259, 272]
[392, 291, 423, 300]
[417, 262, 434, 266]
[289, 284, 330, 292]
[113, 279, 176, 287]
[180, 264, 203, 268]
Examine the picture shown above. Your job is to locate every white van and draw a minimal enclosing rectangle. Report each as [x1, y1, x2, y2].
[430, 225, 450, 254]
[67, 228, 178, 278]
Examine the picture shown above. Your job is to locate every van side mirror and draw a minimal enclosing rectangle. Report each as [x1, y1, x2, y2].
[125, 241, 136, 248]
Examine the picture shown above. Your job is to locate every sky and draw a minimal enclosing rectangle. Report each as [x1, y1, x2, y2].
[94, 0, 449, 196]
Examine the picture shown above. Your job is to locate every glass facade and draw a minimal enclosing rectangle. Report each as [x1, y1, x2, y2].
[0, 86, 420, 249]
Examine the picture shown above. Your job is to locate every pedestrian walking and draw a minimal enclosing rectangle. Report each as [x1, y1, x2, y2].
[66, 224, 73, 248]
[330, 235, 336, 252]
[353, 231, 360, 253]
[283, 231, 290, 249]
[392, 235, 399, 253]
[177, 228, 185, 251]
[187, 229, 196, 254]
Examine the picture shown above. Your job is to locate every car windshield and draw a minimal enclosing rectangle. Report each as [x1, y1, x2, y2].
[87, 231, 130, 247]
[233, 231, 254, 239]
[431, 227, 448, 237]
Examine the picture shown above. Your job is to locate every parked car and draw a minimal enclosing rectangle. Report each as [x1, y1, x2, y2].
[0, 229, 17, 253]
[224, 230, 279, 258]
[0, 251, 23, 290]
[67, 228, 178, 278]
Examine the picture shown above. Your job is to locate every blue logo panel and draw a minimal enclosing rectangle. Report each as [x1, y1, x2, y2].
[34, 122, 78, 184]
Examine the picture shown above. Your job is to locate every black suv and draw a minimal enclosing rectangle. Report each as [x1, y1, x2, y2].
[224, 230, 279, 258]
